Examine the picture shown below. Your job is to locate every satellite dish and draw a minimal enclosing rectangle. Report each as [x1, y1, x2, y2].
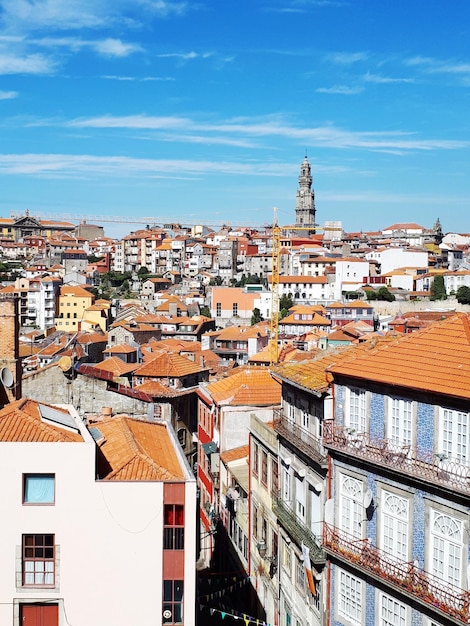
[324, 498, 334, 525]
[363, 489, 373, 509]
[58, 356, 72, 372]
[0, 366, 14, 389]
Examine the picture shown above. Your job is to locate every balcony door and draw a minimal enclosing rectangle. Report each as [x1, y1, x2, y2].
[339, 474, 363, 540]
[429, 510, 464, 588]
[388, 397, 413, 447]
[380, 491, 409, 563]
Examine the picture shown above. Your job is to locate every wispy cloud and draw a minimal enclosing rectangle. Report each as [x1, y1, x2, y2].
[33, 36, 142, 57]
[0, 52, 55, 74]
[328, 51, 368, 64]
[64, 113, 469, 153]
[0, 153, 295, 178]
[102, 75, 175, 81]
[0, 90, 18, 99]
[156, 51, 213, 60]
[266, 0, 347, 13]
[363, 71, 414, 84]
[316, 85, 363, 94]
[406, 55, 470, 75]
[0, 0, 190, 32]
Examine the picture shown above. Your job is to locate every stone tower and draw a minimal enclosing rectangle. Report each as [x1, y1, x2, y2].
[295, 155, 316, 228]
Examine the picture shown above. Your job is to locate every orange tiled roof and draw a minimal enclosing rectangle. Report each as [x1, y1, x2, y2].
[133, 351, 206, 377]
[96, 417, 185, 481]
[220, 445, 249, 464]
[328, 313, 470, 399]
[94, 356, 139, 376]
[0, 399, 83, 442]
[205, 367, 281, 406]
[280, 312, 331, 326]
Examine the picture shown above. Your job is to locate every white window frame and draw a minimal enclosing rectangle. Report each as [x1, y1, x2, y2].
[388, 397, 413, 446]
[282, 465, 291, 505]
[429, 509, 464, 588]
[295, 475, 306, 522]
[380, 490, 409, 562]
[378, 591, 408, 626]
[338, 568, 363, 625]
[345, 387, 367, 433]
[339, 474, 363, 540]
[438, 408, 469, 465]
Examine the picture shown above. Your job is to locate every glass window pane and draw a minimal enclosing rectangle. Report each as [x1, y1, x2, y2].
[24, 474, 55, 503]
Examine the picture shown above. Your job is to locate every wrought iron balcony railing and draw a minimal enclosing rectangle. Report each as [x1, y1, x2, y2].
[273, 409, 327, 467]
[323, 523, 470, 625]
[322, 421, 470, 497]
[273, 495, 325, 565]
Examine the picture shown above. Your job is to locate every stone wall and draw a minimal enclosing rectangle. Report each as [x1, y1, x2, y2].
[22, 365, 151, 417]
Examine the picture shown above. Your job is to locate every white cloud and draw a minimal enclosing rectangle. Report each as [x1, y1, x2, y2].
[363, 71, 414, 84]
[156, 51, 213, 60]
[0, 52, 55, 74]
[0, 153, 295, 178]
[328, 51, 368, 64]
[33, 36, 142, 57]
[405, 55, 470, 75]
[316, 85, 363, 94]
[0, 90, 18, 99]
[94, 38, 141, 57]
[64, 113, 469, 153]
[0, 0, 190, 32]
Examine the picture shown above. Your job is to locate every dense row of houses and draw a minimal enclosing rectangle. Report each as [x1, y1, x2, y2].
[197, 312, 470, 626]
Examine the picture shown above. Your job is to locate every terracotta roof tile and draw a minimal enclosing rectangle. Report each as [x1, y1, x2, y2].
[96, 417, 184, 481]
[220, 445, 249, 464]
[0, 399, 83, 442]
[133, 351, 207, 377]
[94, 356, 139, 376]
[328, 313, 470, 400]
[205, 367, 281, 406]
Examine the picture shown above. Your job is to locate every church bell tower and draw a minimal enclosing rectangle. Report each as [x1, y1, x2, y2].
[295, 155, 316, 230]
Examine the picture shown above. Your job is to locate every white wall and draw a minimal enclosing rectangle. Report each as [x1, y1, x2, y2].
[0, 434, 196, 626]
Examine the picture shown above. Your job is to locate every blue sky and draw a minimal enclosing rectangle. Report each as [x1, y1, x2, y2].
[0, 0, 469, 239]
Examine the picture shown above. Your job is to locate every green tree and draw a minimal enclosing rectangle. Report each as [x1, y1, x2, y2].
[209, 276, 223, 286]
[430, 275, 447, 301]
[137, 266, 149, 277]
[376, 286, 395, 302]
[200, 305, 211, 317]
[456, 285, 470, 305]
[251, 307, 264, 325]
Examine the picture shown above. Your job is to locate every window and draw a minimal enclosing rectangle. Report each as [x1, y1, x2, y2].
[271, 457, 279, 496]
[346, 387, 366, 432]
[295, 475, 306, 522]
[378, 591, 407, 626]
[232, 303, 238, 316]
[339, 474, 363, 539]
[389, 397, 413, 446]
[282, 465, 291, 504]
[253, 442, 259, 476]
[22, 534, 55, 586]
[163, 580, 183, 624]
[381, 491, 409, 562]
[252, 504, 259, 539]
[164, 504, 184, 550]
[261, 450, 268, 486]
[23, 474, 55, 505]
[216, 303, 221, 317]
[296, 554, 306, 590]
[430, 510, 463, 587]
[439, 408, 469, 465]
[338, 568, 362, 624]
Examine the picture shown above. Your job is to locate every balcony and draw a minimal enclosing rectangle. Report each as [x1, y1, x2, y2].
[274, 409, 327, 467]
[273, 496, 325, 565]
[323, 523, 470, 625]
[322, 422, 470, 497]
